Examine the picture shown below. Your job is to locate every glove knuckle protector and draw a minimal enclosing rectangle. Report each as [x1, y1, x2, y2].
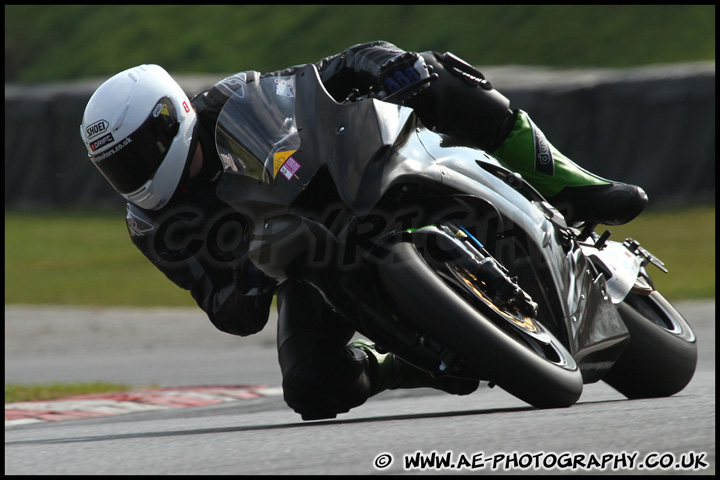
[378, 52, 428, 96]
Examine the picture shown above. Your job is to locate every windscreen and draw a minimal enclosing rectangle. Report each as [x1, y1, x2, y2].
[215, 73, 301, 183]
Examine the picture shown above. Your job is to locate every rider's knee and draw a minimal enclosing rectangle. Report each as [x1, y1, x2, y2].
[281, 346, 372, 419]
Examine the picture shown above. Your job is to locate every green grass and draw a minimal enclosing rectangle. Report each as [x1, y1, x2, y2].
[4, 206, 715, 306]
[4, 210, 195, 307]
[5, 5, 715, 83]
[5, 382, 143, 403]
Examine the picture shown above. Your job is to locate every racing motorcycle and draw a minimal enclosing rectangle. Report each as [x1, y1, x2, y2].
[213, 63, 697, 409]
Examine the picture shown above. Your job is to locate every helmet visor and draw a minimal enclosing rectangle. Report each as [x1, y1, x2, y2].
[89, 97, 180, 194]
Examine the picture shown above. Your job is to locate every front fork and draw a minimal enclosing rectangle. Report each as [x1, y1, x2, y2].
[409, 222, 538, 317]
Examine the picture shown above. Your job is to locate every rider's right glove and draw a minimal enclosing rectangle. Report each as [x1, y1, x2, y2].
[377, 52, 430, 99]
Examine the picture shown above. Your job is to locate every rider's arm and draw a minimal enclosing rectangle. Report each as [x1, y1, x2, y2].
[266, 40, 424, 101]
[125, 203, 275, 337]
[313, 40, 408, 101]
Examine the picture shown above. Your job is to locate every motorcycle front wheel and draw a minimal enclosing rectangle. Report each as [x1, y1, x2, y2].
[376, 238, 583, 409]
[602, 290, 697, 398]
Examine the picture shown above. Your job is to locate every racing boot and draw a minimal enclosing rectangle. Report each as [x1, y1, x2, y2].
[491, 110, 648, 225]
[350, 339, 479, 396]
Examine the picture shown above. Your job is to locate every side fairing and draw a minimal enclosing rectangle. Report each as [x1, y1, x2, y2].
[396, 130, 628, 361]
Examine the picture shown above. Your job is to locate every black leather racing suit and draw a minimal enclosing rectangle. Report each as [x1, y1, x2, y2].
[125, 41, 514, 418]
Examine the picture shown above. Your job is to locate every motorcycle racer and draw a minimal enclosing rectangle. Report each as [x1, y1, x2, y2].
[80, 41, 648, 420]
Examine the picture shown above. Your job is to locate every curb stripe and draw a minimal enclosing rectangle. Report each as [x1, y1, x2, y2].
[5, 385, 282, 427]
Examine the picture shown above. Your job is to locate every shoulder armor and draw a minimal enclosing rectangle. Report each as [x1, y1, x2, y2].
[191, 71, 261, 115]
[126, 203, 156, 238]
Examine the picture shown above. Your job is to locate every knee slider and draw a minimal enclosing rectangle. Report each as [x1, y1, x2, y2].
[281, 346, 373, 417]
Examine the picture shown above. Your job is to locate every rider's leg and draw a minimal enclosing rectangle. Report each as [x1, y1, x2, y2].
[276, 280, 477, 420]
[411, 51, 648, 226]
[276, 279, 369, 420]
[350, 339, 479, 396]
[491, 109, 648, 225]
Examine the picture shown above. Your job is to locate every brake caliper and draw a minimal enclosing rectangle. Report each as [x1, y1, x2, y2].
[453, 226, 538, 317]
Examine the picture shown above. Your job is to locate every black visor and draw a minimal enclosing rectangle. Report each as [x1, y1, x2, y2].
[89, 97, 180, 194]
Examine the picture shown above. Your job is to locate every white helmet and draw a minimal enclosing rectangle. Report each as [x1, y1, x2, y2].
[80, 64, 197, 210]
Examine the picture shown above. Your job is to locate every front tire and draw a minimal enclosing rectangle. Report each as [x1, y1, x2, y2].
[602, 291, 697, 398]
[377, 239, 583, 409]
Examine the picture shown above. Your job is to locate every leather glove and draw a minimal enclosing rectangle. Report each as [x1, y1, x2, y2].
[377, 52, 430, 98]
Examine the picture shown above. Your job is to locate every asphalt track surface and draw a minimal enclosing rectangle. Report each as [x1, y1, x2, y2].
[5, 300, 715, 475]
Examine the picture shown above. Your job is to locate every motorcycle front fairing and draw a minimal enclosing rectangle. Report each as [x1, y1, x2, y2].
[215, 65, 420, 213]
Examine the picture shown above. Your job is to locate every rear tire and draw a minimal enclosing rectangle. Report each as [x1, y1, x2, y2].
[602, 291, 697, 398]
[378, 239, 583, 409]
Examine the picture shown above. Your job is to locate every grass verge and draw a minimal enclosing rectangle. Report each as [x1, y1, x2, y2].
[5, 382, 145, 404]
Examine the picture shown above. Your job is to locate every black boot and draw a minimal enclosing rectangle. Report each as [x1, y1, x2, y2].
[351, 339, 479, 396]
[492, 110, 648, 225]
[549, 182, 648, 226]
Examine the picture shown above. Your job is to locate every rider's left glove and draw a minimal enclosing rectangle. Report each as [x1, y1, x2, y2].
[378, 52, 430, 99]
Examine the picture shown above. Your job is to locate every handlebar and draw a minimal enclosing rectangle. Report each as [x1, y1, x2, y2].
[381, 72, 438, 103]
[343, 72, 439, 105]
